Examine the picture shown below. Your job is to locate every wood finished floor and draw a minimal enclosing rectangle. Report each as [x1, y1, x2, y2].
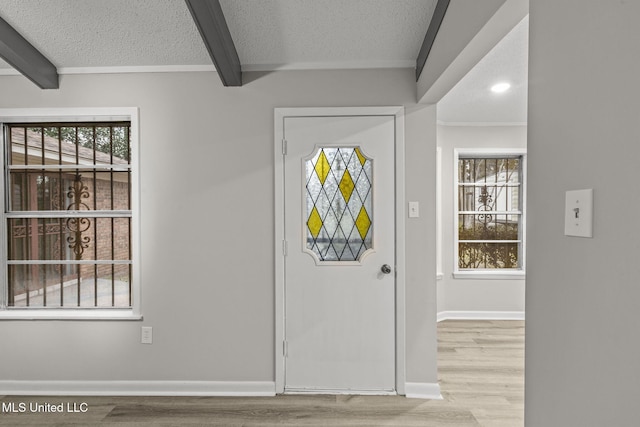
[0, 320, 524, 426]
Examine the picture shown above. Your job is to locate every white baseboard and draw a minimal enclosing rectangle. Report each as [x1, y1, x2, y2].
[0, 380, 276, 396]
[404, 382, 442, 400]
[437, 310, 525, 322]
[285, 388, 396, 396]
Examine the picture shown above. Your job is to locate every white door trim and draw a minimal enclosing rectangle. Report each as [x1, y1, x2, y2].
[274, 106, 406, 395]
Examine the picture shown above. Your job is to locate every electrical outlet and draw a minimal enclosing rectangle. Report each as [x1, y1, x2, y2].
[141, 326, 153, 344]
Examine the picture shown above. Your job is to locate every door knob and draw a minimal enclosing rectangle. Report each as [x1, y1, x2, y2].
[381, 264, 392, 274]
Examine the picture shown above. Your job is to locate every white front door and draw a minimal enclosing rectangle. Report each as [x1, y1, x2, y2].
[281, 113, 397, 393]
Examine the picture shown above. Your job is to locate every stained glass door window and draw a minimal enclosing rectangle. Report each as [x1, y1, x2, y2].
[305, 147, 372, 262]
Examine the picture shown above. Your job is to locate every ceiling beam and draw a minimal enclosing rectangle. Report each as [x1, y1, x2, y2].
[185, 0, 242, 87]
[416, 0, 450, 81]
[0, 15, 58, 89]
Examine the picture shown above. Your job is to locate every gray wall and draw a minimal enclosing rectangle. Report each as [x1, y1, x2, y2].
[437, 125, 526, 314]
[405, 104, 438, 383]
[527, 1, 640, 425]
[0, 69, 438, 387]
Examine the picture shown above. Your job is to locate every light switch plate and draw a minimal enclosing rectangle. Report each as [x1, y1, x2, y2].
[564, 189, 593, 238]
[408, 201, 419, 218]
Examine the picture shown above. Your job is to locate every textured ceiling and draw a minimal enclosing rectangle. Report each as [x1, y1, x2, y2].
[437, 15, 529, 124]
[0, 0, 526, 124]
[220, 0, 436, 70]
[0, 0, 436, 71]
[0, 0, 210, 69]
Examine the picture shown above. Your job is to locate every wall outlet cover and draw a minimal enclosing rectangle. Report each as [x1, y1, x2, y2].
[141, 326, 153, 344]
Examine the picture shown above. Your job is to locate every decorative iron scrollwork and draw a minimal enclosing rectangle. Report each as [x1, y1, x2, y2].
[66, 174, 91, 259]
[477, 185, 494, 224]
[51, 181, 61, 210]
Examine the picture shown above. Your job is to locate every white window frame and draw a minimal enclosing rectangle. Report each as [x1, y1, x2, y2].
[453, 148, 526, 280]
[0, 108, 141, 320]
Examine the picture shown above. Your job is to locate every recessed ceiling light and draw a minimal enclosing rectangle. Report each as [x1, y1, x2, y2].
[491, 82, 511, 93]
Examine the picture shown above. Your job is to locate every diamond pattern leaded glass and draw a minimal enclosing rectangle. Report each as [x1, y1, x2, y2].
[305, 147, 372, 261]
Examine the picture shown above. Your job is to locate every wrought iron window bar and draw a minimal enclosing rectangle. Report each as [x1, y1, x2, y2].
[457, 156, 523, 270]
[4, 123, 132, 308]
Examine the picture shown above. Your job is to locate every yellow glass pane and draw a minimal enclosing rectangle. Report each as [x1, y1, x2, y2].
[307, 206, 323, 239]
[355, 147, 366, 166]
[314, 150, 331, 185]
[355, 206, 371, 240]
[339, 169, 355, 203]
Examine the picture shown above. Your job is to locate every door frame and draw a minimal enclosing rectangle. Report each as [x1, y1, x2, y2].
[274, 106, 406, 394]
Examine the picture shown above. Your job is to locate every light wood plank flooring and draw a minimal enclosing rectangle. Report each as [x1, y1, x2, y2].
[0, 320, 524, 426]
[437, 320, 524, 427]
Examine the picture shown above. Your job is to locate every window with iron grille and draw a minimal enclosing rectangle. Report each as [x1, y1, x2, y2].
[455, 150, 526, 275]
[2, 122, 133, 310]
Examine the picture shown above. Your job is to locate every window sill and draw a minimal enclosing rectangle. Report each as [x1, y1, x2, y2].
[453, 270, 525, 280]
[0, 309, 142, 321]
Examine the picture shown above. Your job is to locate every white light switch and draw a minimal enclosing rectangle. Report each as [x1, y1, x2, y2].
[564, 189, 593, 238]
[408, 201, 419, 218]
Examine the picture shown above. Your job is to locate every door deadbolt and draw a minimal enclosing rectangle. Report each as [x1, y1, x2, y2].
[381, 264, 392, 274]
